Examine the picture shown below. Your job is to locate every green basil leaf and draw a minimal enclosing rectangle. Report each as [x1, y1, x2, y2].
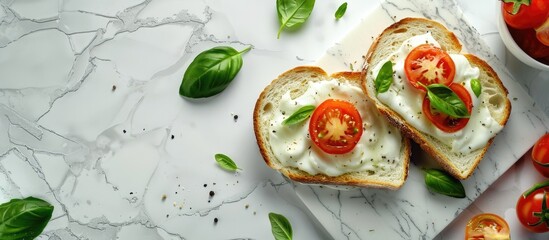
[470, 79, 481, 98]
[425, 84, 470, 118]
[334, 2, 347, 20]
[214, 153, 239, 171]
[179, 46, 251, 98]
[424, 169, 466, 198]
[282, 105, 315, 126]
[0, 197, 53, 240]
[269, 212, 293, 240]
[374, 61, 393, 95]
[277, 0, 316, 39]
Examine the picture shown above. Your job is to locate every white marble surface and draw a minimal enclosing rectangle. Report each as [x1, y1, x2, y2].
[0, 0, 548, 240]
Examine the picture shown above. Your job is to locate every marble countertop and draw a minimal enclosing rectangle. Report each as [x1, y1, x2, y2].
[0, 0, 548, 239]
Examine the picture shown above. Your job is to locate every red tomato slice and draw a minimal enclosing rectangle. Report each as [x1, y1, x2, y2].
[422, 84, 472, 133]
[502, 0, 549, 29]
[404, 44, 456, 91]
[516, 181, 549, 233]
[465, 213, 510, 240]
[532, 133, 549, 178]
[309, 99, 363, 154]
[536, 18, 549, 47]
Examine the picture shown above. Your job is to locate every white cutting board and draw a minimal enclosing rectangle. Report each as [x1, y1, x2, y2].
[293, 0, 549, 239]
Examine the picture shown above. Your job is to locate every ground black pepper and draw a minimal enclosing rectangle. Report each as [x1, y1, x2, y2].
[209, 191, 215, 197]
[203, 184, 207, 187]
[123, 129, 126, 134]
[214, 218, 218, 224]
[233, 115, 238, 122]
[171, 135, 174, 140]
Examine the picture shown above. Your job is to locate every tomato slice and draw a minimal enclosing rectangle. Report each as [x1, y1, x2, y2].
[532, 134, 549, 178]
[404, 44, 456, 91]
[536, 18, 549, 47]
[465, 213, 510, 240]
[422, 84, 472, 133]
[309, 99, 363, 154]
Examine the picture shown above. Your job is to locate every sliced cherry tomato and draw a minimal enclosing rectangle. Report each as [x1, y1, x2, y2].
[422, 84, 472, 133]
[532, 133, 549, 178]
[516, 180, 549, 233]
[465, 213, 510, 240]
[536, 18, 549, 47]
[309, 99, 363, 154]
[404, 44, 456, 91]
[502, 0, 549, 29]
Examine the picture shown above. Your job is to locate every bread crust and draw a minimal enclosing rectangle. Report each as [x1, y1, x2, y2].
[253, 66, 411, 189]
[362, 18, 511, 180]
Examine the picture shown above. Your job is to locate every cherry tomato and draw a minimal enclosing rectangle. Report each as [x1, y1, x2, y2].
[502, 0, 549, 29]
[516, 180, 549, 233]
[536, 18, 549, 46]
[509, 27, 549, 60]
[309, 99, 363, 154]
[465, 213, 510, 240]
[404, 44, 456, 91]
[532, 133, 549, 178]
[422, 84, 472, 133]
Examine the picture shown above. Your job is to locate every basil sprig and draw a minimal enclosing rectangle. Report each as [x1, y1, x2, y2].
[277, 0, 316, 39]
[424, 169, 466, 198]
[282, 105, 315, 126]
[470, 79, 481, 98]
[269, 212, 293, 240]
[214, 154, 239, 172]
[334, 2, 347, 20]
[374, 61, 393, 95]
[179, 46, 251, 98]
[0, 197, 54, 239]
[423, 84, 470, 118]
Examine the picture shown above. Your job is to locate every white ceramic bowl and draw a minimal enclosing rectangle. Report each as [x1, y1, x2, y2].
[496, 3, 549, 71]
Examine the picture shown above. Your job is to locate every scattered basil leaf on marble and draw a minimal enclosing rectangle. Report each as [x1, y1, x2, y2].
[424, 83, 470, 118]
[424, 169, 466, 198]
[269, 212, 293, 240]
[0, 197, 54, 240]
[374, 61, 393, 95]
[470, 79, 481, 98]
[334, 2, 347, 20]
[214, 153, 239, 171]
[282, 105, 315, 126]
[276, 0, 316, 39]
[179, 46, 251, 98]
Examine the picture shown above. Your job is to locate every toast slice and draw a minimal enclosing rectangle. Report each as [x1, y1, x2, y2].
[362, 18, 511, 179]
[254, 66, 411, 189]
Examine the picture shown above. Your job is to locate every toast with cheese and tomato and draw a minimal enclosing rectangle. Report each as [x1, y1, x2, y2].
[254, 66, 411, 189]
[362, 18, 511, 179]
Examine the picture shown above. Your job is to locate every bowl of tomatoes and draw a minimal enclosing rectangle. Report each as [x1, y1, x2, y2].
[497, 0, 549, 71]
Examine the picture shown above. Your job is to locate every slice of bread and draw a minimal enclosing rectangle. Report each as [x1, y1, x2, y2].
[362, 18, 511, 180]
[254, 66, 411, 189]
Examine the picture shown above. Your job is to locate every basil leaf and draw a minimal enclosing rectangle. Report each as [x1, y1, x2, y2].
[282, 105, 315, 126]
[425, 84, 470, 118]
[424, 169, 466, 198]
[277, 0, 316, 39]
[214, 153, 239, 171]
[334, 2, 347, 20]
[470, 79, 481, 98]
[179, 46, 251, 98]
[374, 61, 393, 95]
[269, 212, 293, 240]
[0, 197, 53, 239]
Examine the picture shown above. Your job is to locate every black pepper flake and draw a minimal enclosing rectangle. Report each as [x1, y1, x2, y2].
[112, 85, 117, 91]
[233, 115, 239, 122]
[166, 214, 169, 218]
[513, 97, 518, 101]
[209, 191, 215, 197]
[203, 184, 207, 187]
[123, 129, 126, 134]
[130, 192, 133, 195]
[171, 135, 174, 140]
[213, 183, 216, 185]
[214, 218, 219, 224]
